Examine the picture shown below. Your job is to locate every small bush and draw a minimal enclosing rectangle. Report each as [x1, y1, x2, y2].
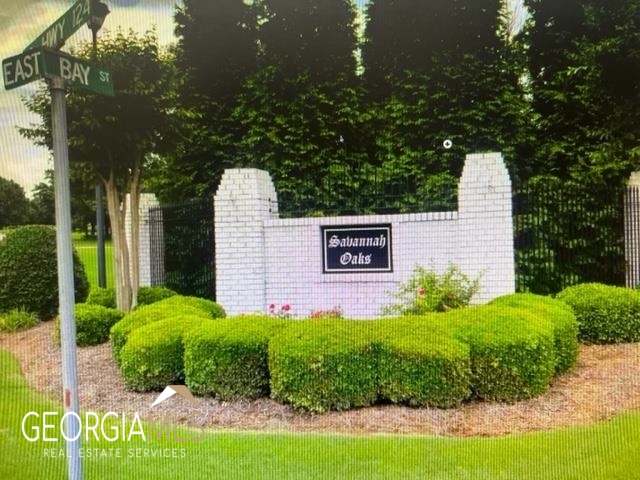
[0, 308, 39, 332]
[0, 225, 89, 319]
[490, 293, 578, 374]
[136, 286, 177, 307]
[269, 321, 378, 412]
[119, 315, 208, 391]
[382, 263, 481, 316]
[110, 295, 225, 365]
[557, 283, 640, 344]
[184, 316, 287, 400]
[375, 331, 471, 407]
[449, 306, 557, 402]
[55, 304, 124, 346]
[86, 288, 117, 309]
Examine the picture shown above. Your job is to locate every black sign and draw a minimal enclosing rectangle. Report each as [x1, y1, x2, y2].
[322, 225, 392, 273]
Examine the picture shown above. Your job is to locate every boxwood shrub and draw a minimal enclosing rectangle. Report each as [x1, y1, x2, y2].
[448, 306, 557, 402]
[375, 328, 471, 408]
[110, 295, 226, 365]
[54, 303, 124, 346]
[489, 293, 578, 374]
[119, 315, 208, 391]
[557, 283, 640, 344]
[184, 316, 287, 400]
[136, 286, 177, 307]
[269, 321, 379, 412]
[86, 288, 117, 309]
[0, 225, 89, 319]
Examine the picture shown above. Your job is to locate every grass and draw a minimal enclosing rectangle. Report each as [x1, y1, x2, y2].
[1, 349, 639, 479]
[72, 234, 114, 289]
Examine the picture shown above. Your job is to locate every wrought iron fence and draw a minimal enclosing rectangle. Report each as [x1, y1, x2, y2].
[513, 179, 626, 294]
[148, 198, 215, 300]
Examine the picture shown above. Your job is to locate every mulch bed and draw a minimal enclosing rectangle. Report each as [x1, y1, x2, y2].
[1, 321, 639, 436]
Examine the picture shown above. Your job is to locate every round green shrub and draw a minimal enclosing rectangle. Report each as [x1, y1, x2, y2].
[375, 331, 471, 408]
[119, 315, 208, 391]
[55, 303, 124, 346]
[0, 225, 89, 319]
[269, 321, 379, 412]
[86, 287, 117, 309]
[136, 286, 177, 307]
[489, 293, 579, 374]
[110, 295, 226, 365]
[449, 306, 557, 402]
[557, 283, 640, 344]
[184, 316, 287, 400]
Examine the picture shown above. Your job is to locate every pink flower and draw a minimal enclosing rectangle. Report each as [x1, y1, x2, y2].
[417, 287, 426, 296]
[269, 304, 275, 310]
[281, 304, 291, 312]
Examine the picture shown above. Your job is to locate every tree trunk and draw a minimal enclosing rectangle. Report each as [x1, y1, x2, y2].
[104, 172, 132, 313]
[129, 163, 142, 309]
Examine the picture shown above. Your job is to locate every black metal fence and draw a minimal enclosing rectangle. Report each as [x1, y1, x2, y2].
[148, 198, 216, 300]
[513, 179, 626, 294]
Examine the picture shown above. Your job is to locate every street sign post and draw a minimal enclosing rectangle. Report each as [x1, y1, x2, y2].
[3, 2, 113, 479]
[24, 0, 92, 51]
[42, 49, 114, 96]
[2, 50, 44, 90]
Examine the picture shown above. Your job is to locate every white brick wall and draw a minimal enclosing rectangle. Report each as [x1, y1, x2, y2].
[124, 193, 160, 287]
[215, 153, 515, 318]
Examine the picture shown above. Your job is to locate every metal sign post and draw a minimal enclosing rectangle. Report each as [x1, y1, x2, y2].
[50, 75, 82, 480]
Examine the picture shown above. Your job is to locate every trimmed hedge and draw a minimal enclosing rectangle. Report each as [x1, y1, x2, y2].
[0, 225, 89, 319]
[55, 303, 124, 346]
[86, 288, 117, 309]
[557, 283, 640, 344]
[110, 295, 225, 365]
[455, 307, 556, 401]
[184, 316, 287, 400]
[489, 293, 578, 374]
[119, 315, 208, 391]
[269, 321, 379, 412]
[375, 329, 471, 408]
[137, 286, 177, 307]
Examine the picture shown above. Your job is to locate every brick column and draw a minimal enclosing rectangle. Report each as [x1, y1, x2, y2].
[457, 152, 514, 302]
[625, 172, 640, 288]
[214, 169, 279, 315]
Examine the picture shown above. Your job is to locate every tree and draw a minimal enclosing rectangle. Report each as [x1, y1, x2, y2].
[29, 170, 55, 225]
[362, 0, 533, 184]
[21, 31, 176, 312]
[523, 0, 640, 183]
[0, 176, 30, 228]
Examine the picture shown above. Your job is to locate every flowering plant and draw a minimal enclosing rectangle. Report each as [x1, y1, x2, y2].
[382, 263, 481, 316]
[310, 307, 343, 320]
[268, 303, 292, 318]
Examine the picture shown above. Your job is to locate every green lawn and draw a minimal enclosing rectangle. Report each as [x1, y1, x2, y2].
[73, 235, 114, 289]
[1, 349, 639, 479]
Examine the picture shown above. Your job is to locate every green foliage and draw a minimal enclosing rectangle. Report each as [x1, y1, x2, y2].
[136, 286, 177, 306]
[119, 315, 207, 391]
[375, 330, 472, 408]
[0, 225, 89, 319]
[0, 308, 39, 332]
[448, 306, 557, 401]
[557, 283, 640, 344]
[382, 263, 481, 315]
[269, 321, 379, 412]
[54, 303, 124, 346]
[86, 287, 117, 309]
[0, 177, 31, 228]
[184, 316, 287, 400]
[110, 295, 225, 365]
[489, 293, 579, 374]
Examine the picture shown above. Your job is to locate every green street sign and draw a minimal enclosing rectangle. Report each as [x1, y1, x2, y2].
[24, 0, 92, 51]
[42, 49, 114, 96]
[2, 50, 44, 90]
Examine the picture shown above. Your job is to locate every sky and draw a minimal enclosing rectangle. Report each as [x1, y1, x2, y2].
[0, 0, 523, 196]
[0, 0, 179, 195]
